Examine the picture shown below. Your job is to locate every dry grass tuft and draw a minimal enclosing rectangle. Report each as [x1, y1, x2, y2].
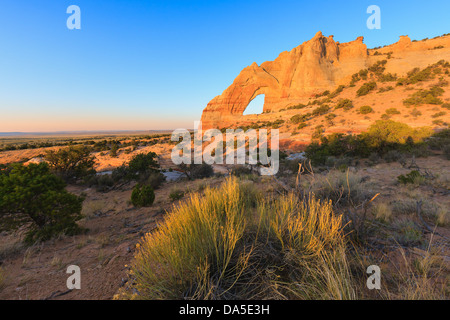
[118, 177, 356, 300]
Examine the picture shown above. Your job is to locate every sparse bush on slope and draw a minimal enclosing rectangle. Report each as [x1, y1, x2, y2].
[0, 163, 84, 244]
[357, 82, 377, 96]
[131, 184, 155, 207]
[118, 177, 356, 300]
[45, 145, 96, 182]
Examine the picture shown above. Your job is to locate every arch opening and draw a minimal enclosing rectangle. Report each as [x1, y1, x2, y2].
[243, 94, 265, 115]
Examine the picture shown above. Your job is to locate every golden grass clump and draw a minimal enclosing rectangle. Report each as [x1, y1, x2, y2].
[118, 177, 356, 300]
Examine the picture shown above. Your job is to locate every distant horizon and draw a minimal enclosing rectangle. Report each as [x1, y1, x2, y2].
[0, 129, 184, 137]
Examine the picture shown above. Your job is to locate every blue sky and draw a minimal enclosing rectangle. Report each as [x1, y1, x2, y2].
[0, 0, 449, 132]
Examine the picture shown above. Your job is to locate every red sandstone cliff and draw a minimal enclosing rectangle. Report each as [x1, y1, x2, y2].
[201, 32, 450, 129]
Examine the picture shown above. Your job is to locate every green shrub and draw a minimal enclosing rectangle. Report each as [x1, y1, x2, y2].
[291, 113, 311, 124]
[393, 218, 423, 246]
[403, 86, 444, 107]
[312, 104, 331, 116]
[287, 103, 307, 110]
[357, 81, 377, 96]
[45, 145, 96, 182]
[397, 170, 423, 184]
[112, 152, 160, 182]
[128, 152, 159, 177]
[378, 73, 398, 82]
[432, 111, 446, 118]
[383, 150, 405, 163]
[328, 85, 345, 98]
[410, 108, 422, 117]
[442, 103, 450, 110]
[0, 163, 84, 244]
[131, 184, 155, 207]
[368, 60, 387, 76]
[305, 121, 434, 165]
[169, 189, 185, 201]
[298, 122, 308, 129]
[110, 144, 119, 158]
[360, 106, 373, 114]
[443, 145, 450, 160]
[378, 86, 394, 93]
[385, 108, 401, 115]
[145, 172, 166, 189]
[85, 174, 114, 192]
[335, 99, 353, 111]
[189, 163, 214, 179]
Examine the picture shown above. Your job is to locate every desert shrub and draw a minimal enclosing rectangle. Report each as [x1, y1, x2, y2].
[312, 104, 331, 116]
[432, 120, 445, 126]
[230, 165, 254, 177]
[128, 152, 159, 177]
[325, 113, 337, 125]
[393, 218, 423, 246]
[410, 108, 422, 117]
[359, 106, 373, 114]
[357, 81, 377, 96]
[379, 73, 397, 82]
[287, 103, 307, 110]
[368, 152, 381, 164]
[324, 156, 351, 170]
[397, 170, 423, 185]
[86, 174, 114, 192]
[302, 170, 373, 206]
[111, 165, 129, 182]
[378, 86, 394, 93]
[383, 150, 405, 163]
[312, 125, 325, 140]
[403, 86, 444, 107]
[144, 172, 166, 190]
[427, 129, 450, 152]
[368, 60, 387, 76]
[131, 184, 155, 208]
[110, 144, 119, 158]
[410, 143, 431, 158]
[189, 163, 214, 179]
[365, 120, 433, 148]
[443, 145, 450, 160]
[45, 145, 96, 182]
[358, 69, 368, 80]
[177, 163, 214, 180]
[298, 122, 308, 129]
[328, 85, 345, 98]
[385, 108, 401, 115]
[0, 163, 84, 244]
[119, 178, 355, 300]
[397, 66, 435, 86]
[112, 152, 160, 182]
[291, 113, 311, 124]
[169, 189, 185, 201]
[335, 99, 353, 111]
[442, 103, 450, 110]
[432, 111, 447, 118]
[305, 121, 434, 165]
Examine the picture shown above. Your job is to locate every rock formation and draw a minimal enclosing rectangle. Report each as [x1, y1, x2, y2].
[200, 31, 450, 129]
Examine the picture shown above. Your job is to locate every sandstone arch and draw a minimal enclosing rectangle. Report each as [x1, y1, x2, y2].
[243, 93, 265, 115]
[201, 31, 450, 130]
